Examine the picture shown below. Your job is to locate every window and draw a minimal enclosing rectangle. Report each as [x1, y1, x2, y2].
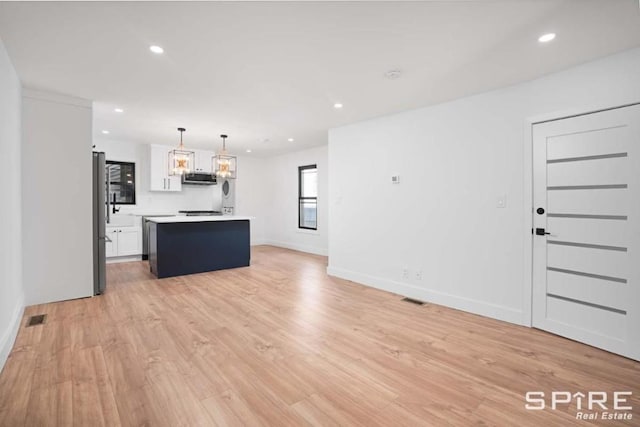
[106, 160, 136, 205]
[298, 164, 317, 230]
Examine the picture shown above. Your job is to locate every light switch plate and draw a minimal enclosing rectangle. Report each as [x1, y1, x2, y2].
[497, 195, 507, 208]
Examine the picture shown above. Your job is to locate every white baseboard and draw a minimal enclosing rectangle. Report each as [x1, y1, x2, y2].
[263, 240, 328, 256]
[0, 293, 25, 374]
[327, 265, 524, 326]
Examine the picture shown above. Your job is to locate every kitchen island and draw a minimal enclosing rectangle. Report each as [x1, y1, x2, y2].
[147, 216, 251, 278]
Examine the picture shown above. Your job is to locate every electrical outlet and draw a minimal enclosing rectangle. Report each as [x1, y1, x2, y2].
[402, 268, 409, 279]
[415, 270, 422, 281]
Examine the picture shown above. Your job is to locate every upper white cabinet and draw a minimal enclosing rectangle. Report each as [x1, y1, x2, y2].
[193, 149, 215, 174]
[149, 144, 182, 192]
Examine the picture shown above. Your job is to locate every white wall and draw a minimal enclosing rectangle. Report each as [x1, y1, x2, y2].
[94, 138, 268, 245]
[22, 89, 93, 305]
[264, 146, 328, 256]
[234, 155, 268, 245]
[328, 47, 640, 325]
[0, 38, 24, 372]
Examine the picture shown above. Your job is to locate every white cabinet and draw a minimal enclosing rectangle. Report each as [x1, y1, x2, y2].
[193, 149, 214, 174]
[106, 226, 142, 257]
[149, 144, 182, 192]
[117, 228, 141, 256]
[105, 229, 118, 257]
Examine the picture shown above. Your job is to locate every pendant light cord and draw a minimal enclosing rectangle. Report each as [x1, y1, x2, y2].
[177, 127, 186, 150]
[220, 134, 228, 153]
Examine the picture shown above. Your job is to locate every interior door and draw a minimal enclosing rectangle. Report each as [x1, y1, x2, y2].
[532, 104, 639, 361]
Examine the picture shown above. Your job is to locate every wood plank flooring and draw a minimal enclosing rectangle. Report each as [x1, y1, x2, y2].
[0, 245, 638, 426]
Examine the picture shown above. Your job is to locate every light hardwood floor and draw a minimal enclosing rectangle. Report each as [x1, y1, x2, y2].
[0, 246, 638, 426]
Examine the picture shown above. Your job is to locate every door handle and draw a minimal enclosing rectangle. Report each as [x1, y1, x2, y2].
[535, 228, 551, 236]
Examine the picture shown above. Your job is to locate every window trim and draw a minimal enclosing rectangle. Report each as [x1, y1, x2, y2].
[298, 164, 318, 230]
[106, 160, 136, 205]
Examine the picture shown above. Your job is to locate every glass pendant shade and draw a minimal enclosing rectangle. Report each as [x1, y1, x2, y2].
[168, 127, 195, 176]
[212, 134, 237, 179]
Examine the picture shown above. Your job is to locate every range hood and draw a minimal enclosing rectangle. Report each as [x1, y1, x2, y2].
[181, 172, 217, 185]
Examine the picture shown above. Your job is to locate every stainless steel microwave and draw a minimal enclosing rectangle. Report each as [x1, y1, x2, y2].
[181, 172, 217, 185]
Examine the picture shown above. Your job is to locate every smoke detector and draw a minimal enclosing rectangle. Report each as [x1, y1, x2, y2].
[384, 69, 402, 80]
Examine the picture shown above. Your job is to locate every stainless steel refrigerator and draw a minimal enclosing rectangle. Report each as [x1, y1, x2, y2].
[92, 151, 107, 295]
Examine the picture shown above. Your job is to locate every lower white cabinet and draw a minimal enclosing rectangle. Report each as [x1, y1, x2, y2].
[106, 226, 142, 257]
[105, 229, 118, 257]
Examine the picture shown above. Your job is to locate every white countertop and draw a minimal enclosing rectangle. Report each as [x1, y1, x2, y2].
[147, 215, 252, 223]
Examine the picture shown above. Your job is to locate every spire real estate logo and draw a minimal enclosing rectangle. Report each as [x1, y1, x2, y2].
[525, 391, 634, 421]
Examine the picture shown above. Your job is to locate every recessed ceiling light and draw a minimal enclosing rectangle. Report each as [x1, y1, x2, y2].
[149, 45, 164, 54]
[384, 69, 402, 79]
[334, 103, 343, 109]
[538, 33, 556, 43]
[102, 130, 110, 134]
[288, 138, 294, 142]
[246, 149, 252, 153]
[114, 108, 124, 113]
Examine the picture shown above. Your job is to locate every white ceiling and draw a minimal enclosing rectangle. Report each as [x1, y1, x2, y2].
[1, 1, 639, 156]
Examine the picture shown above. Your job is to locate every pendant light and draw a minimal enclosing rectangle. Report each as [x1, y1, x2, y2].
[168, 127, 195, 176]
[213, 134, 237, 179]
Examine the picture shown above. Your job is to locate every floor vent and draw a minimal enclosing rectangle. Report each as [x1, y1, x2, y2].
[402, 297, 425, 306]
[27, 314, 47, 327]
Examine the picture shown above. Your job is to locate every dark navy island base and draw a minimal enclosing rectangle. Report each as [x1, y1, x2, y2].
[148, 219, 250, 278]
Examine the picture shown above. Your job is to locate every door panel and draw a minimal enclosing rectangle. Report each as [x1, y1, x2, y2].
[532, 104, 640, 361]
[547, 217, 629, 247]
[547, 244, 628, 280]
[547, 156, 628, 187]
[546, 296, 626, 341]
[546, 269, 627, 312]
[547, 188, 627, 216]
[546, 125, 628, 160]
